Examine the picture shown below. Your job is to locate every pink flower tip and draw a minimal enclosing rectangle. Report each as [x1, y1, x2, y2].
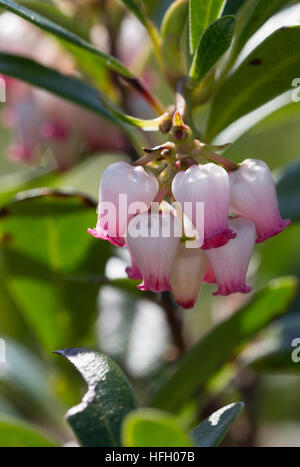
[87, 228, 125, 247]
[202, 229, 236, 250]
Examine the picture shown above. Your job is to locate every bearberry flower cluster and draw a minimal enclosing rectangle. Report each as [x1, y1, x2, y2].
[89, 117, 290, 309]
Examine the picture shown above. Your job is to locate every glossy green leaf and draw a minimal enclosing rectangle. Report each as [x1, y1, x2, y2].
[189, 16, 235, 82]
[207, 26, 300, 140]
[276, 159, 300, 221]
[0, 0, 133, 78]
[152, 277, 297, 412]
[57, 348, 136, 447]
[0, 189, 112, 350]
[189, 0, 227, 54]
[122, 409, 192, 447]
[191, 402, 244, 447]
[0, 417, 56, 447]
[229, 0, 295, 67]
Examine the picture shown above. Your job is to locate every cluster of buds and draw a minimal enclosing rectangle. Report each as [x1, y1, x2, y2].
[89, 112, 290, 309]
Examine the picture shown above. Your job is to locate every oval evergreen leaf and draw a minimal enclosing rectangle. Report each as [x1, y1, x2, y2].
[189, 15, 235, 82]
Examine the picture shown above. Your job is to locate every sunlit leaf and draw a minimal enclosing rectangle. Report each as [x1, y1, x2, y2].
[57, 348, 136, 447]
[207, 26, 300, 140]
[224, 100, 300, 169]
[228, 0, 295, 68]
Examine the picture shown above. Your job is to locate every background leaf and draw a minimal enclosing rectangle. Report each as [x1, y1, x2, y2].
[122, 408, 192, 447]
[151, 277, 297, 412]
[207, 26, 300, 140]
[189, 15, 235, 82]
[0, 417, 56, 447]
[189, 0, 227, 54]
[191, 402, 244, 446]
[57, 348, 136, 447]
[0, 189, 112, 350]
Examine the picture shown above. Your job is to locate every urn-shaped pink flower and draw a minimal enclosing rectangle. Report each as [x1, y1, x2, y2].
[229, 159, 290, 243]
[171, 245, 207, 309]
[206, 218, 256, 296]
[88, 161, 159, 247]
[172, 163, 236, 249]
[126, 212, 181, 292]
